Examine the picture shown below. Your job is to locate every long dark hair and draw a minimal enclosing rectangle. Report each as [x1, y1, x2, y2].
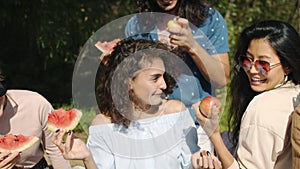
[136, 0, 211, 27]
[96, 38, 184, 127]
[228, 20, 300, 146]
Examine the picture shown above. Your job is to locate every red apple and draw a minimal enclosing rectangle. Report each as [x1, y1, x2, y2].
[167, 20, 181, 29]
[199, 96, 222, 118]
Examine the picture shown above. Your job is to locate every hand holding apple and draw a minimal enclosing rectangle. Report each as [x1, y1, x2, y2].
[167, 20, 181, 29]
[192, 96, 222, 137]
[199, 96, 222, 118]
[167, 18, 197, 52]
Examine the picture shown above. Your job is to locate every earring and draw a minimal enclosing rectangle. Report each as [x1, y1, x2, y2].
[274, 75, 288, 89]
[283, 74, 288, 83]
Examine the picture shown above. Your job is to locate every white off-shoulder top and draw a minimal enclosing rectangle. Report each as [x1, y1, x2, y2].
[87, 109, 200, 169]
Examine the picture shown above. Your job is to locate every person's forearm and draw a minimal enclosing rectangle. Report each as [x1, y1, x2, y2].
[210, 132, 234, 169]
[83, 155, 98, 169]
[188, 41, 229, 88]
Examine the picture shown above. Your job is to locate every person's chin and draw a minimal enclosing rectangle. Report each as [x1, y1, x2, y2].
[250, 83, 273, 92]
[150, 98, 163, 106]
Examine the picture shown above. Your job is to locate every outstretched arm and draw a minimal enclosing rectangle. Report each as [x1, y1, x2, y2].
[192, 102, 235, 169]
[52, 130, 98, 169]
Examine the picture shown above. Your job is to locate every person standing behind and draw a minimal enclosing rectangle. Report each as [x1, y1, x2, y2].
[0, 71, 71, 168]
[192, 20, 300, 168]
[125, 0, 230, 154]
[125, 0, 230, 103]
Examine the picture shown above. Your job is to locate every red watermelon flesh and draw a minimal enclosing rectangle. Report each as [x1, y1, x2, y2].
[48, 108, 82, 132]
[95, 38, 121, 54]
[0, 134, 39, 153]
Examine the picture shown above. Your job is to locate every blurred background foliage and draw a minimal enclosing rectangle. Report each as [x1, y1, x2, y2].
[0, 0, 299, 126]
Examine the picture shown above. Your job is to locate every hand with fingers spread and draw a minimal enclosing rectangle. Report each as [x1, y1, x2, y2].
[0, 151, 21, 169]
[191, 150, 222, 169]
[192, 102, 220, 138]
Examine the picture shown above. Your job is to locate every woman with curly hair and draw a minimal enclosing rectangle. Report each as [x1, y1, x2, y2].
[193, 20, 300, 168]
[52, 38, 221, 169]
[125, 0, 230, 154]
[125, 0, 230, 102]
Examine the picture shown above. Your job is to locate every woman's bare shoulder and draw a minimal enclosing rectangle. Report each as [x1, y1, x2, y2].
[91, 113, 112, 126]
[164, 100, 187, 115]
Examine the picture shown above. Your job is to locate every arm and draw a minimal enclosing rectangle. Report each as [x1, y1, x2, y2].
[193, 101, 287, 169]
[39, 100, 72, 169]
[168, 18, 230, 88]
[291, 104, 300, 168]
[192, 102, 235, 169]
[197, 125, 214, 153]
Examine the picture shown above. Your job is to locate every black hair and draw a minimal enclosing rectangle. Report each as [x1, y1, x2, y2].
[136, 0, 212, 27]
[228, 20, 300, 146]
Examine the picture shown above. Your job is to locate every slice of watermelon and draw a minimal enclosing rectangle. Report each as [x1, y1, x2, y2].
[95, 38, 121, 55]
[48, 108, 82, 132]
[0, 134, 39, 153]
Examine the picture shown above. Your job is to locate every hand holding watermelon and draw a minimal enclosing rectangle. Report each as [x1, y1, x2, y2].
[51, 130, 97, 167]
[95, 38, 121, 65]
[0, 151, 21, 168]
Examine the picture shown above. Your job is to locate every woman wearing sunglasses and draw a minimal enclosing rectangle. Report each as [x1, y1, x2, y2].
[191, 20, 300, 168]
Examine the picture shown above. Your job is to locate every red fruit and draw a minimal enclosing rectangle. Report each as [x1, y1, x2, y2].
[199, 96, 222, 118]
[0, 134, 39, 153]
[95, 38, 121, 55]
[167, 20, 181, 29]
[48, 108, 82, 132]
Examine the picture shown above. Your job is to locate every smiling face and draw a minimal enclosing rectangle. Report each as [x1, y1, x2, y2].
[155, 0, 178, 11]
[130, 57, 166, 107]
[243, 38, 286, 92]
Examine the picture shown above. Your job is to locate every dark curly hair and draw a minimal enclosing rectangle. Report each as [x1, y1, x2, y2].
[136, 0, 211, 27]
[96, 38, 185, 127]
[227, 20, 300, 146]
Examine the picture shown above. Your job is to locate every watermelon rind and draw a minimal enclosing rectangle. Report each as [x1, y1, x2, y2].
[0, 135, 39, 153]
[94, 39, 121, 54]
[48, 108, 82, 132]
[95, 41, 107, 53]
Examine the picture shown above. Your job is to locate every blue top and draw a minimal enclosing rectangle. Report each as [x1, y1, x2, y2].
[125, 8, 229, 106]
[87, 109, 200, 169]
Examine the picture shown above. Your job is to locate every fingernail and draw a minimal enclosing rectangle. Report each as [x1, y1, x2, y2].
[67, 130, 72, 135]
[202, 150, 207, 156]
[207, 151, 211, 156]
[55, 129, 60, 133]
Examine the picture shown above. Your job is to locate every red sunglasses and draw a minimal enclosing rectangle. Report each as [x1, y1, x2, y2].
[239, 56, 281, 75]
